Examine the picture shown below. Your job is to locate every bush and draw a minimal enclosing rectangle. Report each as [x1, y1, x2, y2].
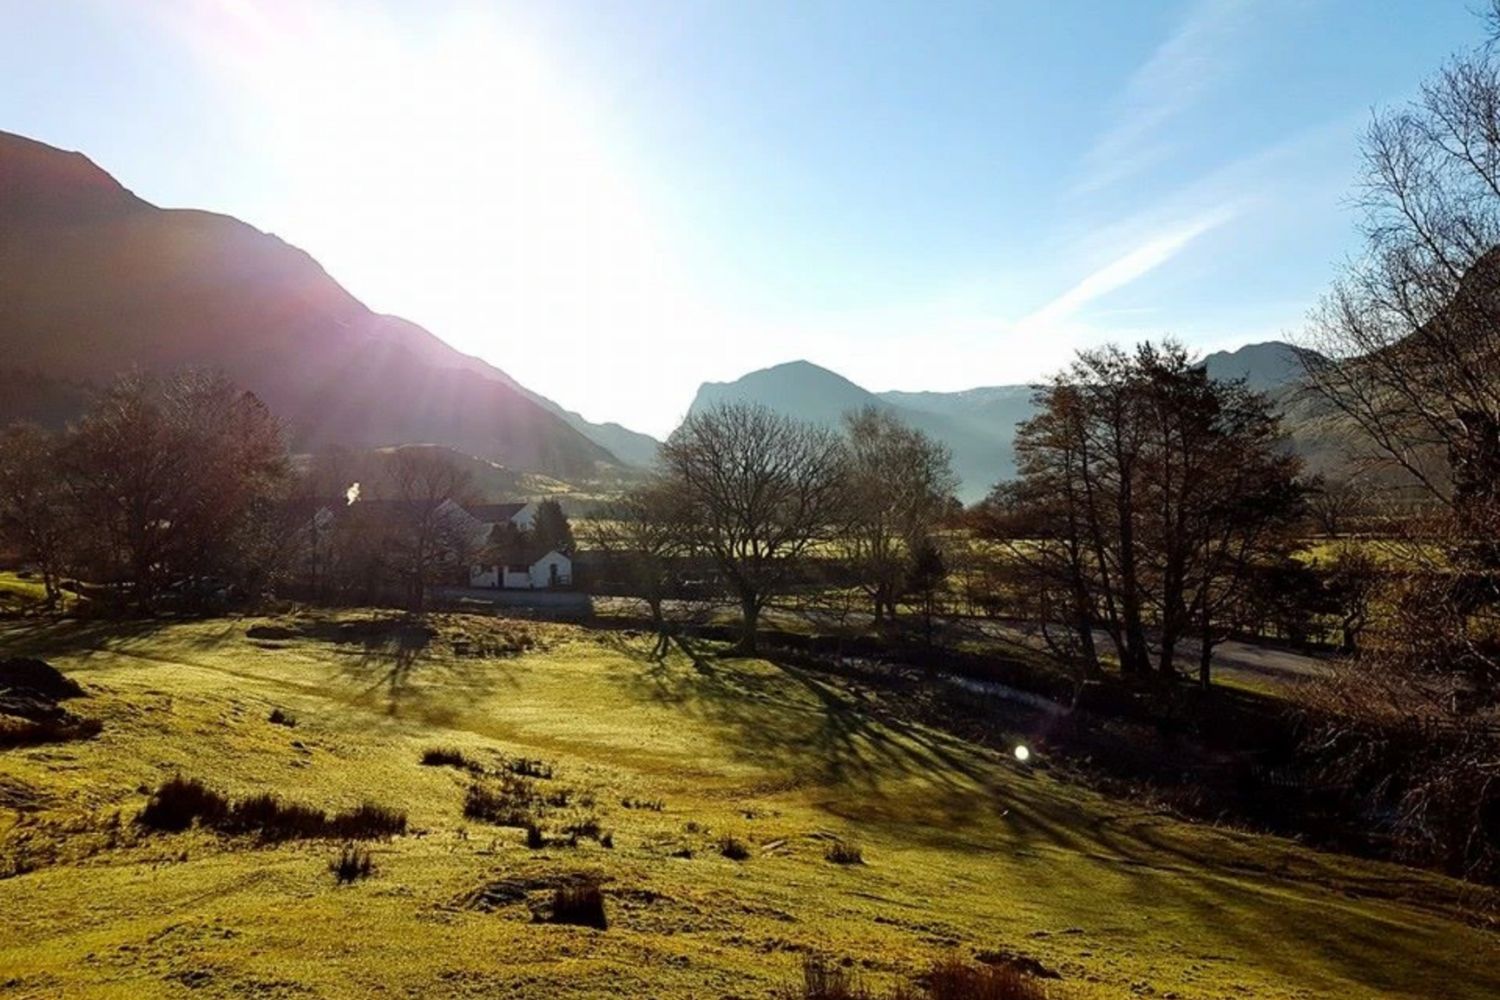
[718, 834, 751, 861]
[824, 839, 864, 865]
[330, 844, 373, 883]
[780, 956, 1048, 1000]
[621, 797, 664, 811]
[507, 757, 553, 779]
[550, 882, 607, 929]
[563, 815, 602, 840]
[136, 778, 405, 841]
[138, 777, 229, 832]
[783, 955, 871, 1000]
[463, 778, 536, 827]
[525, 823, 545, 850]
[422, 747, 481, 772]
[267, 708, 296, 727]
[924, 957, 1049, 1000]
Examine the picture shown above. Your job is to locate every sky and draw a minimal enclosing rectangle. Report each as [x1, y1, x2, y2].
[0, 0, 1488, 438]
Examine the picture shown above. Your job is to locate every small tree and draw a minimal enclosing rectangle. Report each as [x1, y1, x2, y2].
[587, 478, 695, 658]
[840, 407, 958, 624]
[660, 402, 846, 654]
[904, 535, 947, 649]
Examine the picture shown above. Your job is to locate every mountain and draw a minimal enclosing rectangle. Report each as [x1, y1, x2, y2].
[1202, 341, 1313, 392]
[0, 130, 642, 479]
[686, 344, 1323, 503]
[687, 361, 1032, 503]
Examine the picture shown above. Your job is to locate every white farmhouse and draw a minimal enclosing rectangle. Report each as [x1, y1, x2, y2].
[456, 502, 573, 590]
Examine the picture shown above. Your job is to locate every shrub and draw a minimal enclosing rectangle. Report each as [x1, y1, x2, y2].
[779, 956, 1048, 1000]
[525, 823, 545, 850]
[563, 815, 602, 840]
[550, 882, 607, 929]
[267, 708, 296, 727]
[824, 839, 864, 865]
[137, 778, 404, 841]
[783, 955, 871, 1000]
[600, 831, 614, 849]
[507, 757, 553, 779]
[329, 802, 408, 839]
[924, 957, 1048, 1000]
[718, 834, 751, 861]
[464, 778, 536, 827]
[138, 777, 229, 832]
[621, 797, 664, 811]
[330, 844, 373, 883]
[422, 747, 480, 772]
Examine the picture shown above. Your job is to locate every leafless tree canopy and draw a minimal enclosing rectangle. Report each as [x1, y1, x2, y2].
[659, 402, 846, 653]
[841, 406, 958, 623]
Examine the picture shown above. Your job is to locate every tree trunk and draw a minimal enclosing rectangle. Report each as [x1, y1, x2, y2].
[735, 590, 760, 655]
[1198, 617, 1213, 688]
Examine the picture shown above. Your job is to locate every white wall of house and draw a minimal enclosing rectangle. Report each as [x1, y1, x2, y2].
[470, 565, 499, 588]
[529, 550, 571, 589]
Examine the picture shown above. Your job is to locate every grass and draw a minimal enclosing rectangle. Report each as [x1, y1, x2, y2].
[0, 610, 1496, 998]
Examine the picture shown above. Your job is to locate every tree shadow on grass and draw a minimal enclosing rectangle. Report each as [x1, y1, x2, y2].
[603, 640, 1500, 999]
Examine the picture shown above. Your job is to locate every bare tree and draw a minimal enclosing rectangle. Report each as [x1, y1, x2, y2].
[1295, 11, 1500, 877]
[0, 423, 71, 604]
[660, 402, 846, 654]
[840, 407, 958, 624]
[59, 370, 288, 608]
[384, 448, 476, 612]
[585, 477, 696, 658]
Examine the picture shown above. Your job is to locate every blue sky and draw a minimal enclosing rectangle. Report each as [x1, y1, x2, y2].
[0, 1, 1486, 436]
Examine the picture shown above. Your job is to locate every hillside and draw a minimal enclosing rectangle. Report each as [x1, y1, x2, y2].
[0, 131, 633, 480]
[0, 612, 1493, 998]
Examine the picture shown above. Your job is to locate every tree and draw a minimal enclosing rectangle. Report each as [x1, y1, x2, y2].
[531, 499, 575, 556]
[659, 402, 846, 654]
[586, 477, 695, 658]
[59, 370, 288, 608]
[383, 448, 475, 612]
[1295, 7, 1500, 877]
[987, 342, 1303, 685]
[840, 407, 958, 624]
[904, 535, 947, 649]
[0, 423, 71, 604]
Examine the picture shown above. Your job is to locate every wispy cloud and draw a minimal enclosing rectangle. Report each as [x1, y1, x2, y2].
[1014, 205, 1238, 334]
[1076, 0, 1253, 194]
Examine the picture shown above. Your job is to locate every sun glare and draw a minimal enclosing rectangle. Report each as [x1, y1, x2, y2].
[167, 1, 703, 433]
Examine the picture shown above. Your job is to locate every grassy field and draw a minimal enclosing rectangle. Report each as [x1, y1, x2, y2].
[0, 611, 1495, 999]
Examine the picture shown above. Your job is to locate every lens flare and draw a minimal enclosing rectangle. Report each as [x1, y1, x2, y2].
[1014, 745, 1031, 763]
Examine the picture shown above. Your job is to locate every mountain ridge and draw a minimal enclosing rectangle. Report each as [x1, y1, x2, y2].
[0, 130, 647, 479]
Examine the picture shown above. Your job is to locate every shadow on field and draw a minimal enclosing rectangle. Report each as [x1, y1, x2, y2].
[310, 615, 521, 720]
[604, 635, 1500, 1000]
[0, 615, 240, 662]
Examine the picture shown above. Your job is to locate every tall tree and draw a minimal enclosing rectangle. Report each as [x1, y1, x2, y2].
[986, 343, 1302, 685]
[1297, 8, 1500, 876]
[383, 448, 475, 612]
[660, 402, 846, 654]
[60, 370, 288, 608]
[840, 407, 958, 624]
[0, 423, 71, 604]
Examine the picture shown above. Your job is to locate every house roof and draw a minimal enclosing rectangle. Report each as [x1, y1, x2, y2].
[465, 502, 529, 523]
